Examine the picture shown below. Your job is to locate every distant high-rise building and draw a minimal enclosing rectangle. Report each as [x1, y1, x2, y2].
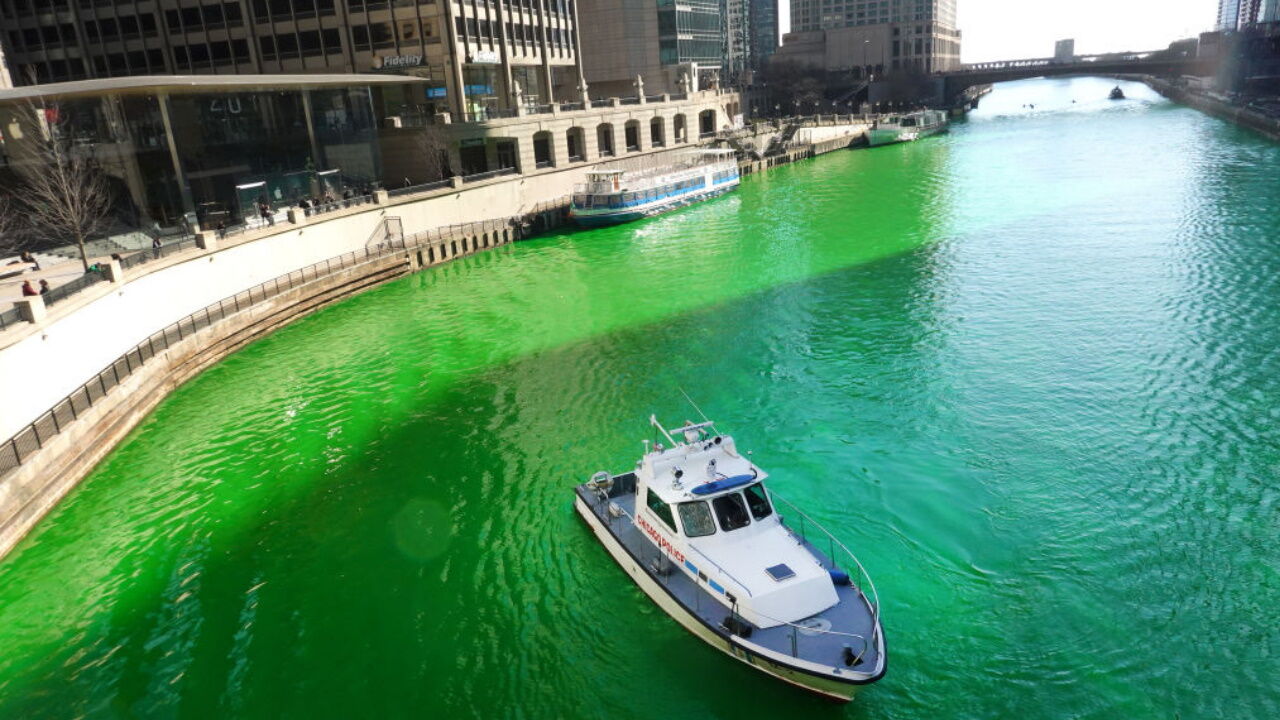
[724, 0, 752, 82]
[576, 0, 725, 97]
[1054, 39, 1075, 63]
[1219, 0, 1244, 29]
[1219, 0, 1269, 29]
[779, 0, 960, 75]
[749, 0, 780, 70]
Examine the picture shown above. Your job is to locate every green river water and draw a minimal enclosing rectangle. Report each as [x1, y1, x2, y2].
[1, 77, 1279, 719]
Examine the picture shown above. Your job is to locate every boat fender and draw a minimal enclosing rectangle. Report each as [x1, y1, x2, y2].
[829, 570, 852, 586]
[722, 616, 753, 638]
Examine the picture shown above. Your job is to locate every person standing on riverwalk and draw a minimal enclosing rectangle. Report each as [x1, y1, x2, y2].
[21, 280, 37, 296]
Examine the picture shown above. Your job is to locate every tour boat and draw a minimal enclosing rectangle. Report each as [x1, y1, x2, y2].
[573, 416, 886, 701]
[569, 150, 740, 227]
[1109, 86, 1126, 100]
[867, 109, 949, 147]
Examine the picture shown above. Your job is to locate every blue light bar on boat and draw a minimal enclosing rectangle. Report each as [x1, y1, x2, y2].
[690, 474, 756, 496]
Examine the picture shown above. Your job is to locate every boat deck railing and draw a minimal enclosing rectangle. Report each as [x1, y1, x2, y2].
[770, 492, 882, 652]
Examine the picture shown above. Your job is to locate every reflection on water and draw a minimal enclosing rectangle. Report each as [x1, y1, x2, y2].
[0, 77, 1278, 719]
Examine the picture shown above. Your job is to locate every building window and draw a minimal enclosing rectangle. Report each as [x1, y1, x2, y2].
[596, 123, 614, 156]
[533, 131, 553, 168]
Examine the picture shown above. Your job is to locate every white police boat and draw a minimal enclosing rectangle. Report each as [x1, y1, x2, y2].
[569, 150, 739, 227]
[573, 416, 886, 701]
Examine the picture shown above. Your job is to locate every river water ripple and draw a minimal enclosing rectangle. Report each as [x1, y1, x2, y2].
[1, 77, 1278, 719]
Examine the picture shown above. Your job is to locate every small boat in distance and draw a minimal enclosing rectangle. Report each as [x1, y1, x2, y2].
[574, 415, 886, 701]
[867, 109, 948, 147]
[1110, 86, 1126, 100]
[570, 149, 740, 227]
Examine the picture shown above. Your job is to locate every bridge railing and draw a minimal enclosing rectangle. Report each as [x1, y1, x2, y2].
[954, 51, 1167, 73]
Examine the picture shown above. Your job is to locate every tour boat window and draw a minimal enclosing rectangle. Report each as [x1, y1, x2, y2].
[712, 493, 751, 532]
[743, 483, 773, 521]
[645, 488, 677, 533]
[677, 501, 716, 537]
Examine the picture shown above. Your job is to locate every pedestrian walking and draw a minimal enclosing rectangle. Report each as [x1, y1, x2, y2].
[152, 236, 162, 258]
[21, 280, 38, 296]
[39, 279, 50, 295]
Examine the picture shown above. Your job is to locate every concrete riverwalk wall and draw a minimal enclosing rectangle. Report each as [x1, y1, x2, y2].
[0, 251, 413, 557]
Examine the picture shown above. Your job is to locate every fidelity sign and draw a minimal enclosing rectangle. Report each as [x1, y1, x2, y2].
[377, 55, 423, 69]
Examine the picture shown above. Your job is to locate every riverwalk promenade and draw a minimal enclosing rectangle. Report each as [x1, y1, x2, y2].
[0, 113, 874, 560]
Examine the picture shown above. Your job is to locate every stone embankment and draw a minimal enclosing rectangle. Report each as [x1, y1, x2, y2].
[1141, 76, 1280, 141]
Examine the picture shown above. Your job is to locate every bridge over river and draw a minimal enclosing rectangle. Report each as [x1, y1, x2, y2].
[940, 51, 1209, 104]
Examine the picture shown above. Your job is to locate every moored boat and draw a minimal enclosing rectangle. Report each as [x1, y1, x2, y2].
[867, 109, 948, 147]
[573, 415, 886, 702]
[570, 150, 739, 227]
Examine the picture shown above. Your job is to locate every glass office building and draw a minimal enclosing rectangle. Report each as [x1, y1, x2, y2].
[658, 0, 723, 67]
[0, 75, 417, 231]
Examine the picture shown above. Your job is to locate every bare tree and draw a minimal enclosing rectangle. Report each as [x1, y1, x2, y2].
[0, 194, 19, 258]
[7, 92, 113, 272]
[413, 123, 452, 183]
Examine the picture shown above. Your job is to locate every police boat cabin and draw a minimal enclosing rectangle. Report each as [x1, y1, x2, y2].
[569, 150, 740, 227]
[573, 416, 886, 701]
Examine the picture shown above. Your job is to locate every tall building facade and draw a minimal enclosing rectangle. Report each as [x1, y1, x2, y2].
[1261, 0, 1279, 22]
[1219, 0, 1243, 30]
[1054, 39, 1075, 62]
[0, 0, 585, 119]
[778, 0, 960, 75]
[749, 0, 779, 70]
[723, 0, 751, 82]
[1218, 0, 1272, 30]
[576, 0, 724, 97]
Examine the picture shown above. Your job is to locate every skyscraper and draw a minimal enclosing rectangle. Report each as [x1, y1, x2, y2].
[1260, 0, 1279, 22]
[749, 0, 780, 70]
[1219, 0, 1244, 30]
[576, 0, 725, 96]
[780, 0, 960, 74]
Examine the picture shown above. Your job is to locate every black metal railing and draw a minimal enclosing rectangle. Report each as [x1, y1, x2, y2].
[619, 96, 641, 105]
[590, 99, 613, 108]
[461, 167, 518, 183]
[559, 102, 584, 112]
[460, 108, 518, 122]
[42, 269, 107, 307]
[0, 230, 408, 476]
[645, 94, 666, 103]
[119, 236, 201, 272]
[301, 194, 374, 217]
[388, 178, 453, 198]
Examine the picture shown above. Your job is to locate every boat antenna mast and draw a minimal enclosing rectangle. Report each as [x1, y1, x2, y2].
[678, 387, 717, 432]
